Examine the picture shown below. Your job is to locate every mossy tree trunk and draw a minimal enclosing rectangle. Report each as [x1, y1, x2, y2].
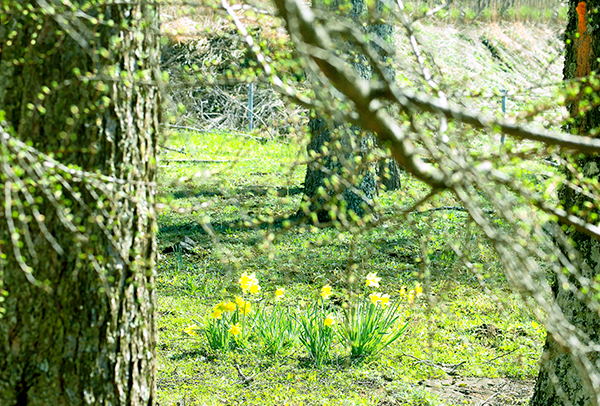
[300, 0, 397, 223]
[302, 117, 378, 223]
[531, 1, 600, 405]
[371, 12, 402, 192]
[0, 1, 160, 405]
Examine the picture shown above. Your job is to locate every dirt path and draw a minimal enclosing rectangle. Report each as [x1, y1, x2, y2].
[421, 377, 534, 405]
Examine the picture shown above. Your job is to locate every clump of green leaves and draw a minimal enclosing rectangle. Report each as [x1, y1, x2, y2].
[253, 293, 297, 356]
[297, 285, 337, 366]
[338, 273, 410, 362]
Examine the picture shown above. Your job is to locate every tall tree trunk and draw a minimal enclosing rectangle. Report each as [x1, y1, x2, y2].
[300, 0, 396, 222]
[0, 1, 160, 405]
[302, 117, 378, 223]
[531, 2, 600, 405]
[371, 13, 402, 192]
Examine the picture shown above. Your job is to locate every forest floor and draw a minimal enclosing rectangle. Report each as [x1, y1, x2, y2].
[155, 15, 564, 406]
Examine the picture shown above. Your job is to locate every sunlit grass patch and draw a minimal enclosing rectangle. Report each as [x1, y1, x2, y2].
[156, 265, 543, 404]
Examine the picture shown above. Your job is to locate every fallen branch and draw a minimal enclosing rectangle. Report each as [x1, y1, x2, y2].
[161, 158, 234, 164]
[488, 348, 519, 362]
[415, 206, 495, 215]
[234, 364, 255, 385]
[159, 144, 189, 155]
[400, 352, 466, 375]
[166, 123, 271, 142]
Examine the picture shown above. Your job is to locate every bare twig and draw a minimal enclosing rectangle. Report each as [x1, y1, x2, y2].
[234, 364, 256, 385]
[488, 348, 519, 363]
[400, 352, 466, 375]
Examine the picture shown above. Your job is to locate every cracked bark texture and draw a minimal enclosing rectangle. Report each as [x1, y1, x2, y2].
[531, 1, 600, 404]
[0, 1, 159, 405]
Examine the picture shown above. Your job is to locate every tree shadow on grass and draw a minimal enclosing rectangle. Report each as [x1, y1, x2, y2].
[168, 348, 211, 361]
[158, 211, 306, 238]
[166, 185, 304, 200]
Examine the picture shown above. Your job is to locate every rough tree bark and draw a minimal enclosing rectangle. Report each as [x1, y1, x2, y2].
[300, 0, 397, 223]
[531, 1, 600, 405]
[371, 13, 402, 192]
[0, 1, 160, 405]
[302, 117, 378, 223]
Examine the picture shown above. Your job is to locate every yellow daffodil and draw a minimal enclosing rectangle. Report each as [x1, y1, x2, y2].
[365, 272, 381, 288]
[239, 271, 257, 288]
[369, 292, 381, 305]
[415, 283, 423, 296]
[275, 287, 285, 298]
[222, 301, 236, 312]
[249, 283, 261, 295]
[229, 323, 241, 336]
[324, 314, 335, 327]
[239, 271, 260, 293]
[321, 284, 332, 300]
[210, 309, 223, 319]
[183, 324, 196, 335]
[234, 296, 252, 315]
[380, 293, 390, 307]
[235, 296, 245, 308]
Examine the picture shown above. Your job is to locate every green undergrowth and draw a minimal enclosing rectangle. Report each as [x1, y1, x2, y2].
[153, 16, 564, 406]
[156, 131, 546, 406]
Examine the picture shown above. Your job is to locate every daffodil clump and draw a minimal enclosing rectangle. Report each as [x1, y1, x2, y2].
[202, 271, 298, 354]
[337, 272, 409, 361]
[197, 271, 410, 364]
[204, 297, 245, 351]
[203, 271, 261, 351]
[297, 283, 338, 366]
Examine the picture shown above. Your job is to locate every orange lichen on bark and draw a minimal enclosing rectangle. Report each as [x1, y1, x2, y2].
[577, 1, 587, 33]
[575, 1, 592, 78]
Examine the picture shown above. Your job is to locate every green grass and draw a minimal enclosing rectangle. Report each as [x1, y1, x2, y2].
[155, 127, 546, 405]
[152, 14, 566, 405]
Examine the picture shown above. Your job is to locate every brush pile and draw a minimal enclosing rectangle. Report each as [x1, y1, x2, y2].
[160, 14, 307, 137]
